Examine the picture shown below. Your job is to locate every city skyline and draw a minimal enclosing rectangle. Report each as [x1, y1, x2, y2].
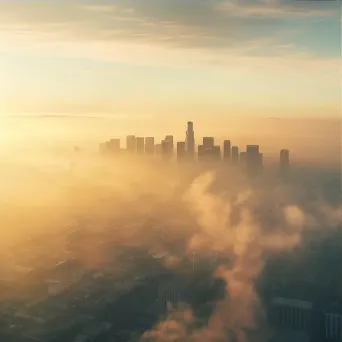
[0, 0, 340, 169]
[100, 121, 290, 177]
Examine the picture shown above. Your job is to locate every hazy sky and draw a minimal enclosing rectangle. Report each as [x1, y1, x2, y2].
[0, 0, 340, 162]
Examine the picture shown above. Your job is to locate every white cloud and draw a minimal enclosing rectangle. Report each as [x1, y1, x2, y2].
[217, 0, 337, 19]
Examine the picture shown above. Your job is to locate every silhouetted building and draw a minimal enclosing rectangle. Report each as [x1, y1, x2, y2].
[240, 151, 247, 167]
[231, 146, 239, 164]
[280, 149, 290, 166]
[177, 142, 186, 161]
[213, 146, 221, 161]
[145, 137, 155, 155]
[246, 145, 263, 175]
[126, 135, 136, 153]
[161, 138, 173, 159]
[198, 145, 205, 161]
[198, 137, 220, 163]
[223, 140, 231, 162]
[165, 135, 174, 152]
[203, 137, 214, 149]
[100, 139, 120, 155]
[136, 137, 145, 154]
[280, 149, 290, 177]
[186, 121, 195, 158]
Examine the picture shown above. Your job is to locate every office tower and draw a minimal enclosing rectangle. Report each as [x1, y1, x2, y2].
[203, 137, 214, 149]
[231, 146, 239, 164]
[223, 140, 231, 162]
[240, 152, 247, 166]
[198, 145, 205, 162]
[100, 139, 120, 155]
[186, 121, 195, 157]
[126, 135, 136, 153]
[161, 139, 173, 159]
[213, 146, 221, 161]
[280, 149, 290, 168]
[108, 139, 120, 153]
[136, 137, 145, 154]
[145, 137, 155, 155]
[246, 145, 263, 175]
[165, 135, 174, 152]
[280, 149, 290, 178]
[259, 153, 263, 171]
[177, 142, 186, 160]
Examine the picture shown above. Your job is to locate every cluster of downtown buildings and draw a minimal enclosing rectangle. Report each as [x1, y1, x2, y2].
[100, 121, 291, 175]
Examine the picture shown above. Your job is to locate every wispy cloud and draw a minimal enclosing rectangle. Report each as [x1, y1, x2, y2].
[0, 0, 337, 52]
[217, 0, 337, 19]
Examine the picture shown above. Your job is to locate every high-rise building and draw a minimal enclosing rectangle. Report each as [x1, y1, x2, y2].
[165, 135, 174, 152]
[198, 142, 221, 163]
[198, 145, 205, 162]
[145, 137, 155, 155]
[177, 142, 186, 160]
[240, 151, 247, 166]
[161, 139, 173, 159]
[100, 139, 120, 155]
[231, 146, 239, 164]
[203, 137, 214, 149]
[223, 140, 231, 162]
[186, 121, 195, 158]
[136, 137, 145, 154]
[213, 146, 221, 161]
[280, 149, 290, 168]
[126, 135, 136, 153]
[108, 139, 120, 153]
[280, 149, 290, 178]
[246, 145, 263, 175]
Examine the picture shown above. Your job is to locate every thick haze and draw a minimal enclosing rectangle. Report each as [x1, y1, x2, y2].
[0, 153, 341, 341]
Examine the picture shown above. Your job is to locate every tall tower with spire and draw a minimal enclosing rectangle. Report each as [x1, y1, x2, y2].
[186, 121, 195, 158]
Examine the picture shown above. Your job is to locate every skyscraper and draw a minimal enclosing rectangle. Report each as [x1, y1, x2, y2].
[240, 151, 247, 166]
[231, 146, 239, 164]
[280, 149, 290, 177]
[177, 142, 186, 161]
[213, 146, 221, 161]
[126, 135, 136, 153]
[280, 149, 290, 168]
[223, 140, 231, 162]
[203, 137, 214, 149]
[145, 137, 155, 155]
[246, 145, 263, 175]
[100, 139, 120, 155]
[161, 138, 173, 159]
[165, 135, 174, 152]
[136, 137, 145, 154]
[186, 121, 195, 158]
[198, 144, 205, 162]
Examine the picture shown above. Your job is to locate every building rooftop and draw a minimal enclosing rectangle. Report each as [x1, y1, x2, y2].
[271, 297, 313, 310]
